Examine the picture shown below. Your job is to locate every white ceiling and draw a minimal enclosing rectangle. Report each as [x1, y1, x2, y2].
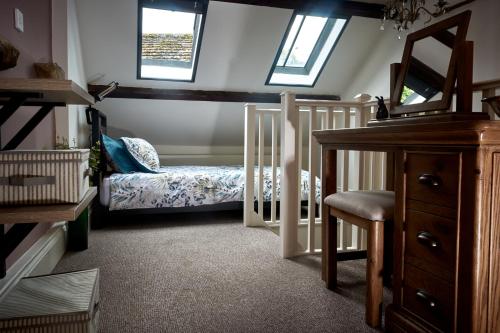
[75, 0, 385, 147]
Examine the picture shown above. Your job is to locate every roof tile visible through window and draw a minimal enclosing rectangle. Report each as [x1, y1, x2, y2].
[137, 1, 207, 82]
[142, 33, 193, 62]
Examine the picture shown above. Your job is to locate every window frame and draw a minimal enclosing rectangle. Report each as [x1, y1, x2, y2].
[136, 0, 208, 83]
[265, 11, 350, 88]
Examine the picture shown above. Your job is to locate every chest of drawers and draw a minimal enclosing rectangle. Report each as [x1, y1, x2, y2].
[313, 120, 500, 333]
[393, 152, 460, 332]
[387, 147, 500, 332]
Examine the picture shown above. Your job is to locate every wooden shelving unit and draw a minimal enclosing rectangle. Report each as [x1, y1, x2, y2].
[0, 187, 97, 224]
[0, 78, 94, 105]
[0, 78, 95, 278]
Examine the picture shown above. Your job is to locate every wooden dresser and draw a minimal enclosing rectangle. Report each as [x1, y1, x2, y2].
[313, 119, 500, 333]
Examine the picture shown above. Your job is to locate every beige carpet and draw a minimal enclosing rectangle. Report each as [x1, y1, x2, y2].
[54, 211, 390, 332]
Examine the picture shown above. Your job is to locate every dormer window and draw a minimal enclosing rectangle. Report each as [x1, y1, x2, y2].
[137, 0, 207, 82]
[266, 13, 349, 87]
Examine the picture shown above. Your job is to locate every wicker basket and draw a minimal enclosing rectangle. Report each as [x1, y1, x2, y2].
[0, 149, 90, 205]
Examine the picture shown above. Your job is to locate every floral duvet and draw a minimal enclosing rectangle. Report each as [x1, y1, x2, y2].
[109, 165, 321, 211]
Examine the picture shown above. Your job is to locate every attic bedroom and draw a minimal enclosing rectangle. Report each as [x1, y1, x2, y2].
[0, 0, 499, 332]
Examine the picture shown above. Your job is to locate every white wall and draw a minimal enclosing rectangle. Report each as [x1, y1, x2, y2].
[75, 0, 384, 163]
[343, 0, 500, 103]
[53, 0, 89, 148]
[67, 0, 89, 147]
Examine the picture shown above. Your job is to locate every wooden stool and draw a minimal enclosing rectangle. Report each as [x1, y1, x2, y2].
[324, 190, 394, 327]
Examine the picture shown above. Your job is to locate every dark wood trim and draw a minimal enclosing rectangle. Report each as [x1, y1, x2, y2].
[0, 225, 5, 278]
[389, 62, 401, 114]
[408, 56, 446, 94]
[431, 29, 456, 49]
[456, 41, 473, 113]
[337, 250, 367, 261]
[87, 85, 341, 103]
[213, 0, 384, 19]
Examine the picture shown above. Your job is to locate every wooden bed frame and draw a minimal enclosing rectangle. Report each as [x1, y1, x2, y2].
[86, 109, 315, 228]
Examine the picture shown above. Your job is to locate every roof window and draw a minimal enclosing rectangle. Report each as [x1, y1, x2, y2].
[266, 13, 349, 87]
[137, 0, 207, 82]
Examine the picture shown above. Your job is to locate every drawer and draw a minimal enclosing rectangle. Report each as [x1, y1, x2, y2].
[405, 209, 457, 278]
[406, 153, 459, 208]
[402, 265, 454, 331]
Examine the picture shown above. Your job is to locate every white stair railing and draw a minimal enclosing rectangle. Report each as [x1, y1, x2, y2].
[244, 92, 389, 258]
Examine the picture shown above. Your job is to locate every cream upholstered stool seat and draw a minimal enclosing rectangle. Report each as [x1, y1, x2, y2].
[324, 190, 395, 328]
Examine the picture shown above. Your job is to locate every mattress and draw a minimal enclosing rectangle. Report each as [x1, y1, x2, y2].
[102, 165, 320, 211]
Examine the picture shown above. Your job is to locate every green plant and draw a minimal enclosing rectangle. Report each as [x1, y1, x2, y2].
[55, 136, 101, 186]
[89, 140, 101, 178]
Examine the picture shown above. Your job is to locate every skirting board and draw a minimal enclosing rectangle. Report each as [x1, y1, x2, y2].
[0, 222, 67, 301]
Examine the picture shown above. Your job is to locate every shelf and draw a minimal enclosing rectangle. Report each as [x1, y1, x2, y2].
[0, 187, 97, 224]
[0, 78, 94, 105]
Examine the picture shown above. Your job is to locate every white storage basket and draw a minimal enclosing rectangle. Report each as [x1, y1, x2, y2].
[0, 269, 100, 333]
[0, 149, 90, 205]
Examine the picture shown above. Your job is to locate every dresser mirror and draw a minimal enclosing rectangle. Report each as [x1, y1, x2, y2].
[391, 11, 471, 115]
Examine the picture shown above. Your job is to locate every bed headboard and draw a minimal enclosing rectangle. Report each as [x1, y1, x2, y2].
[86, 107, 108, 183]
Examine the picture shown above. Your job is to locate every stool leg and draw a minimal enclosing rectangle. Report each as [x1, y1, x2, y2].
[326, 214, 338, 290]
[366, 221, 384, 327]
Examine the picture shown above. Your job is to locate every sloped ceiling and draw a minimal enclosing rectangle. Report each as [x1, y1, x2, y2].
[76, 0, 384, 147]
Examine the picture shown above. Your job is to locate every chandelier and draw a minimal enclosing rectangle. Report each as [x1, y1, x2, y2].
[381, 0, 475, 34]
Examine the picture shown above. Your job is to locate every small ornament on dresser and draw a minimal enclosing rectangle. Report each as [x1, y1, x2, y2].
[375, 96, 389, 120]
[0, 37, 20, 71]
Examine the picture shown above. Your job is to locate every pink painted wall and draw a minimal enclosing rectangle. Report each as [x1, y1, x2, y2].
[1, 0, 54, 269]
[0, 0, 55, 150]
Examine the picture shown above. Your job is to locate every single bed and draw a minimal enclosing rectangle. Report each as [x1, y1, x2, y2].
[88, 109, 320, 223]
[100, 165, 320, 211]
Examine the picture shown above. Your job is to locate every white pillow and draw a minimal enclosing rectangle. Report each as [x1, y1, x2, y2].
[121, 137, 160, 172]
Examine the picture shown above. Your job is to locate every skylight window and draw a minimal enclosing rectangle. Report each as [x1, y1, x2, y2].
[137, 0, 207, 82]
[266, 13, 349, 87]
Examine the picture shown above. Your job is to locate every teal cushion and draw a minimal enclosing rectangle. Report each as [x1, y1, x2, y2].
[101, 134, 155, 173]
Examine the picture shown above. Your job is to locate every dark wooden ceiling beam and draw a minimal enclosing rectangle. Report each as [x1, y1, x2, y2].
[88, 85, 340, 103]
[213, 0, 384, 19]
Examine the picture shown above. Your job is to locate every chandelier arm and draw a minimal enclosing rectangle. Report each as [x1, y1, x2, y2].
[416, 6, 439, 22]
[382, 0, 475, 32]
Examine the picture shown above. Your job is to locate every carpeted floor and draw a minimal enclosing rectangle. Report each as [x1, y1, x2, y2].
[54, 211, 391, 333]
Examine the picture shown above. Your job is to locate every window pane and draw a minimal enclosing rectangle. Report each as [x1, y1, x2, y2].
[267, 14, 347, 87]
[142, 8, 196, 64]
[276, 15, 304, 67]
[285, 16, 327, 68]
[401, 86, 427, 105]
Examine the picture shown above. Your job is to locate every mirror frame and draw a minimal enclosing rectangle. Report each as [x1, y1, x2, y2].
[391, 11, 471, 115]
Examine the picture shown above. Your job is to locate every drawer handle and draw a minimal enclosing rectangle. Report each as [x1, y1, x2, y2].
[417, 231, 440, 248]
[416, 289, 439, 311]
[418, 174, 441, 187]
